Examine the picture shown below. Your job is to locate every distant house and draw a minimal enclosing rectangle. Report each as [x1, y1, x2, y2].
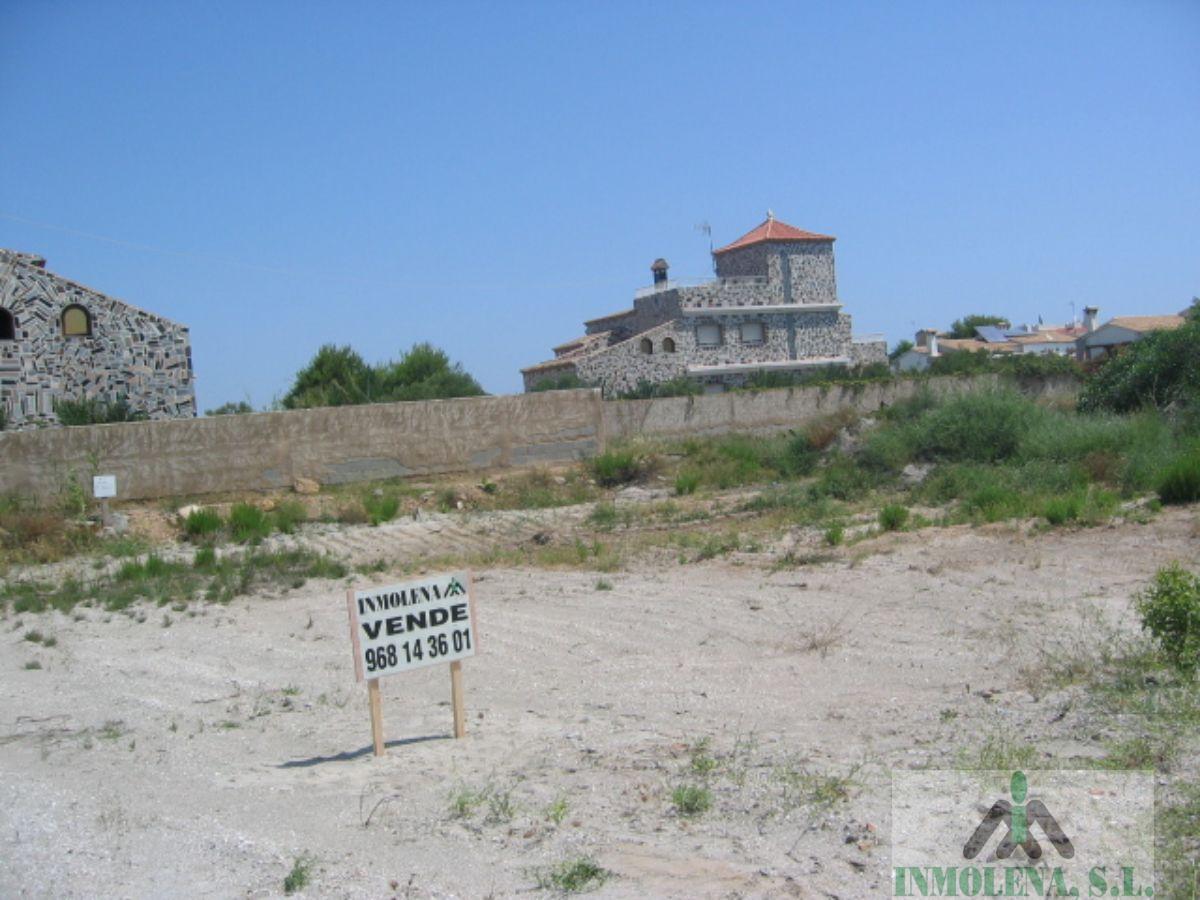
[0, 249, 195, 427]
[521, 214, 886, 396]
[1075, 312, 1188, 361]
[894, 310, 1094, 371]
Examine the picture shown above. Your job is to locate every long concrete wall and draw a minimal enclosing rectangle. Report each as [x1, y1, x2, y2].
[0, 375, 1077, 502]
[0, 390, 604, 502]
[600, 374, 1079, 441]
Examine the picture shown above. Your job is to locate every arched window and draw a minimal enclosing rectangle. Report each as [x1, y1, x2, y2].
[0, 309, 14, 341]
[62, 305, 92, 337]
[662, 337, 676, 353]
[639, 337, 653, 355]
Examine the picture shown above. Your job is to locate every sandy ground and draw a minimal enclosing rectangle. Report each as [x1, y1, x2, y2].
[1, 507, 1196, 899]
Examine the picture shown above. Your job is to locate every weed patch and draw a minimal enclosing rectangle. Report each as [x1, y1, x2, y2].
[671, 783, 712, 817]
[534, 857, 610, 893]
[1, 548, 346, 614]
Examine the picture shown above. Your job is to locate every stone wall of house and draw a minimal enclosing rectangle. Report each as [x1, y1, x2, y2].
[783, 245, 838, 305]
[0, 251, 195, 427]
[849, 339, 888, 366]
[575, 310, 851, 396]
[712, 241, 836, 305]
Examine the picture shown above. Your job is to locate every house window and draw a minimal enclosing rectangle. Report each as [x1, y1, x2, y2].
[639, 337, 653, 355]
[662, 337, 676, 353]
[696, 323, 721, 347]
[740, 321, 765, 345]
[0, 309, 14, 341]
[62, 305, 92, 337]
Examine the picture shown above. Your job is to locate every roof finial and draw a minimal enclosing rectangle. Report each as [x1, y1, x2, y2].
[766, 208, 774, 221]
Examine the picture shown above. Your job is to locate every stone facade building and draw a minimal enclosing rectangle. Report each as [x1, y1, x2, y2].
[0, 249, 195, 427]
[522, 215, 886, 396]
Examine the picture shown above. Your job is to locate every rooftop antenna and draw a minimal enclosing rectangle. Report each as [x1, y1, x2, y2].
[696, 220, 713, 273]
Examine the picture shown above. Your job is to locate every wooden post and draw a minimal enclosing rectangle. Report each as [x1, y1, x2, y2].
[100, 499, 111, 529]
[367, 678, 385, 757]
[450, 660, 466, 739]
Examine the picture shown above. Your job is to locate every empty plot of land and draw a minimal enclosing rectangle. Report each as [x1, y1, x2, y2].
[0, 510, 1195, 898]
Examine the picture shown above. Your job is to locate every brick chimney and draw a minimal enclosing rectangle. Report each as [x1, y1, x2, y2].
[1082, 306, 1099, 333]
[916, 328, 939, 356]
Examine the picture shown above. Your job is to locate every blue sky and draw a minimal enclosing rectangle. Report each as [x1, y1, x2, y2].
[2, 1, 1197, 411]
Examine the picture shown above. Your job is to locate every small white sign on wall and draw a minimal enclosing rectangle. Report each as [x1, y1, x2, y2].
[92, 475, 117, 499]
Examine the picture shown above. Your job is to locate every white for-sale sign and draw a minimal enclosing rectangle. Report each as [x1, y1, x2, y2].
[346, 571, 478, 754]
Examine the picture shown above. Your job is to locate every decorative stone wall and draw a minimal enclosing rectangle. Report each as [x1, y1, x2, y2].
[575, 310, 852, 396]
[0, 250, 196, 427]
[712, 241, 836, 305]
[850, 340, 888, 366]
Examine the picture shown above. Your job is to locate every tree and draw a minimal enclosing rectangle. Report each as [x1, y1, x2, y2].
[205, 401, 254, 416]
[282, 345, 374, 409]
[375, 343, 484, 402]
[889, 339, 914, 362]
[282, 343, 484, 410]
[947, 314, 1009, 340]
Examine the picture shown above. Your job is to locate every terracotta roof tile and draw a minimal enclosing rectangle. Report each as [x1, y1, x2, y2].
[713, 216, 835, 255]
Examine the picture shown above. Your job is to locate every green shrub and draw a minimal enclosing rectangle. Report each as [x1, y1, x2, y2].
[1078, 308, 1200, 414]
[587, 502, 618, 529]
[1136, 563, 1200, 675]
[783, 431, 821, 476]
[672, 784, 713, 817]
[362, 494, 400, 526]
[1157, 449, 1200, 505]
[1041, 494, 1082, 526]
[53, 394, 148, 426]
[675, 470, 701, 496]
[193, 547, 216, 569]
[812, 456, 875, 501]
[916, 390, 1037, 463]
[963, 483, 1026, 522]
[590, 449, 651, 486]
[529, 373, 587, 392]
[283, 855, 312, 894]
[228, 503, 271, 544]
[183, 508, 223, 540]
[879, 504, 909, 531]
[535, 858, 610, 893]
[273, 500, 308, 534]
[823, 523, 844, 546]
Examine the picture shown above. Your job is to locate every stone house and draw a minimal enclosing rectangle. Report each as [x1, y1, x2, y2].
[521, 215, 886, 396]
[0, 249, 196, 427]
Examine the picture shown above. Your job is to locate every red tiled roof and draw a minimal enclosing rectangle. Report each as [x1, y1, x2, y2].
[713, 216, 835, 255]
